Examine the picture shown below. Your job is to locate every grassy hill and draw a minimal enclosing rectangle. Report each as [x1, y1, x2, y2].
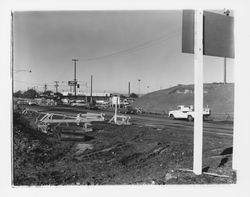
[132, 83, 234, 115]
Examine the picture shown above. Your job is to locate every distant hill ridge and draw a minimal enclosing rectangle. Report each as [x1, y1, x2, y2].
[132, 83, 234, 114]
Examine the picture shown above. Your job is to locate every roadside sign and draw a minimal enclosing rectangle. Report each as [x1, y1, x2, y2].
[68, 81, 77, 86]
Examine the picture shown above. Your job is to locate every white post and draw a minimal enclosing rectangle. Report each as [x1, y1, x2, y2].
[193, 10, 203, 175]
[114, 97, 118, 124]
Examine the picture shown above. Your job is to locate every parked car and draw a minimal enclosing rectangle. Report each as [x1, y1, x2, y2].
[28, 101, 37, 106]
[119, 106, 137, 114]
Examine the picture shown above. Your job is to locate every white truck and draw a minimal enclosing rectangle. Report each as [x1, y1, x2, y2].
[168, 105, 211, 121]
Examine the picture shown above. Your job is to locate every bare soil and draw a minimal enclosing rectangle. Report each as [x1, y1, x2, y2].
[13, 112, 236, 185]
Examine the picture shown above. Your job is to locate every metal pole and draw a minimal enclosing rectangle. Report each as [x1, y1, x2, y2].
[74, 61, 76, 97]
[90, 75, 93, 103]
[128, 81, 130, 97]
[224, 57, 227, 84]
[114, 97, 118, 124]
[193, 10, 203, 175]
[138, 79, 141, 97]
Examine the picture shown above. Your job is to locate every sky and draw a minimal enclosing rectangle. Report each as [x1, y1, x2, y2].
[13, 10, 234, 94]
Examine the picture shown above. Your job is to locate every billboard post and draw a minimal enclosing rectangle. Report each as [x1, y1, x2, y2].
[193, 10, 204, 175]
[182, 9, 234, 175]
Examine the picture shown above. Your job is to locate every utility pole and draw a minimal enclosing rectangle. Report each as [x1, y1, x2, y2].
[223, 9, 230, 84]
[72, 59, 79, 99]
[224, 58, 227, 84]
[54, 81, 59, 93]
[138, 79, 141, 97]
[90, 75, 93, 103]
[128, 81, 130, 97]
[44, 83, 47, 92]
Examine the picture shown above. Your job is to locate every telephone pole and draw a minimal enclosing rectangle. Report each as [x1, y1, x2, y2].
[72, 59, 79, 98]
[138, 79, 141, 97]
[54, 81, 59, 93]
[128, 81, 131, 97]
[90, 75, 93, 103]
[44, 83, 47, 92]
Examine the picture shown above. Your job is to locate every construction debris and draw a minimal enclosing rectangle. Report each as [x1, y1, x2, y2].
[21, 108, 105, 139]
[109, 114, 131, 125]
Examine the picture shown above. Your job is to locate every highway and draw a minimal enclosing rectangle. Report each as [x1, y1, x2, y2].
[24, 105, 234, 137]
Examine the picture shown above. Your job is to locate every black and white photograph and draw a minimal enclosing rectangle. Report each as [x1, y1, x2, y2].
[12, 9, 236, 185]
[1, 0, 250, 195]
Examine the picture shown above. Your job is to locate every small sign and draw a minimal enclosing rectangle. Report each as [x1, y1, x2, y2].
[68, 81, 77, 86]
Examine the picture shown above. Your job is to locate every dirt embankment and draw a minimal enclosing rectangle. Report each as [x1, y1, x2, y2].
[13, 112, 236, 185]
[132, 83, 234, 115]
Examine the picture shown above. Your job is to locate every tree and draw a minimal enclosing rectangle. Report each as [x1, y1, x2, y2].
[43, 90, 54, 97]
[130, 93, 138, 98]
[13, 90, 23, 98]
[119, 94, 126, 99]
[54, 92, 63, 100]
[23, 89, 39, 99]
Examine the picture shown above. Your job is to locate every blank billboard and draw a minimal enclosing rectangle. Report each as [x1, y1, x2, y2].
[182, 10, 194, 54]
[182, 10, 234, 58]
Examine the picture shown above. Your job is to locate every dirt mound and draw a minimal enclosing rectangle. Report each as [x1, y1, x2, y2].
[132, 83, 234, 114]
[13, 112, 235, 185]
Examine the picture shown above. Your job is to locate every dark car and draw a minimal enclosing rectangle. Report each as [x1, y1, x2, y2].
[119, 106, 137, 114]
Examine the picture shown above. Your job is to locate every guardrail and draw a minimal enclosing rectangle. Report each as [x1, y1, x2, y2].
[209, 113, 234, 122]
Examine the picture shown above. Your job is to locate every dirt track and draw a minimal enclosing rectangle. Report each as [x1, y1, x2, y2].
[13, 105, 235, 185]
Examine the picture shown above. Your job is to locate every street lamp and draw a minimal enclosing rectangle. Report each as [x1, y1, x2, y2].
[138, 79, 141, 97]
[13, 69, 32, 92]
[13, 69, 32, 73]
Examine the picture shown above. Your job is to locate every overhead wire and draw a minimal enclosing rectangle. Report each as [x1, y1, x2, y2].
[78, 29, 181, 62]
[14, 29, 181, 91]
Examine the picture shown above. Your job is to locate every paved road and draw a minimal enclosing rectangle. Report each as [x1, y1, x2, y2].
[24, 105, 233, 137]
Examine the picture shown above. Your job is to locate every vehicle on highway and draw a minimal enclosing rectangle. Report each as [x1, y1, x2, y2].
[120, 99, 130, 107]
[28, 100, 37, 106]
[16, 100, 29, 105]
[168, 105, 211, 121]
[96, 100, 110, 109]
[71, 101, 88, 107]
[119, 106, 138, 114]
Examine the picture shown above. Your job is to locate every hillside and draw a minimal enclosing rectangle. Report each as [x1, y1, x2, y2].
[132, 83, 234, 115]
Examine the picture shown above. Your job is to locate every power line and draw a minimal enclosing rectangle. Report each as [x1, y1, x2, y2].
[14, 80, 44, 86]
[78, 29, 181, 62]
[14, 80, 55, 88]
